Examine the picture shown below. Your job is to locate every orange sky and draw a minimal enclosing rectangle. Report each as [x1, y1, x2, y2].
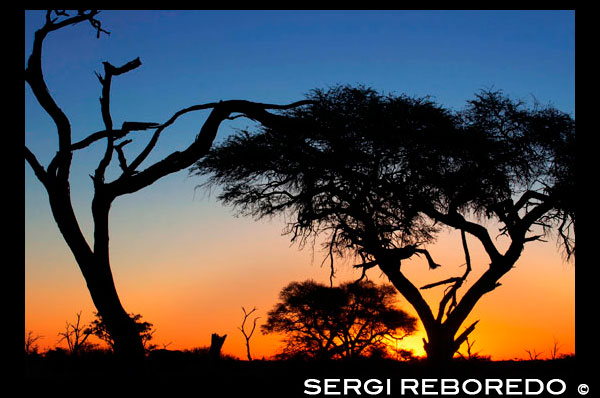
[25, 174, 574, 361]
[25, 10, 575, 363]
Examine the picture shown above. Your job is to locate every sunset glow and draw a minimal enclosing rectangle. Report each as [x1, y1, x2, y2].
[25, 190, 574, 360]
[25, 10, 574, 363]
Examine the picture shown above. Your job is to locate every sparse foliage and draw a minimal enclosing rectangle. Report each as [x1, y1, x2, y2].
[262, 280, 417, 360]
[89, 312, 156, 353]
[57, 311, 95, 355]
[194, 85, 574, 363]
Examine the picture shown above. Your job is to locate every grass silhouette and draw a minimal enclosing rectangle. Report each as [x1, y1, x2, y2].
[24, 348, 577, 397]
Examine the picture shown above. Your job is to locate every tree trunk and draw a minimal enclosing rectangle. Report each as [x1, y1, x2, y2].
[86, 263, 146, 362]
[422, 326, 458, 366]
[46, 185, 145, 363]
[209, 333, 227, 360]
[26, 12, 315, 368]
[381, 262, 470, 365]
[379, 244, 522, 365]
[91, 193, 146, 362]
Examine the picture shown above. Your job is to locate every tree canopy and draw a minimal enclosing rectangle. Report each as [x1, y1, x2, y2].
[89, 312, 156, 353]
[262, 280, 417, 360]
[192, 85, 575, 362]
[193, 86, 574, 262]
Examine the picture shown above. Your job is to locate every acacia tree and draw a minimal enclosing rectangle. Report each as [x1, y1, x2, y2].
[25, 10, 310, 361]
[192, 85, 575, 364]
[89, 312, 156, 353]
[262, 280, 417, 360]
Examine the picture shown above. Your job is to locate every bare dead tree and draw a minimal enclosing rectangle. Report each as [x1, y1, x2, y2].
[550, 338, 562, 360]
[25, 331, 43, 355]
[239, 306, 260, 361]
[57, 311, 94, 355]
[25, 10, 311, 362]
[457, 336, 481, 360]
[159, 341, 173, 350]
[525, 348, 543, 361]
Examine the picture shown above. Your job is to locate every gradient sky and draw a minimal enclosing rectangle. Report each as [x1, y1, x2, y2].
[25, 10, 575, 360]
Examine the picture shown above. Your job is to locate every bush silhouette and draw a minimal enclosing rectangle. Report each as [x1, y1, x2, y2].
[262, 280, 417, 360]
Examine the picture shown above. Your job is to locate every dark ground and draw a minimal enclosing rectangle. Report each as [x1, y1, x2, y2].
[24, 352, 587, 397]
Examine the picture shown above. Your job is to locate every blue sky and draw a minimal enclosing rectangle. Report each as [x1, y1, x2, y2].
[26, 10, 574, 128]
[25, 9, 575, 206]
[25, 10, 575, 355]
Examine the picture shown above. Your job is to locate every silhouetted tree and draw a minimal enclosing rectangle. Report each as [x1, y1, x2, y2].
[89, 312, 156, 353]
[525, 348, 543, 361]
[261, 280, 417, 360]
[550, 338, 562, 360]
[57, 311, 95, 355]
[25, 331, 43, 355]
[457, 336, 490, 361]
[239, 306, 260, 361]
[193, 85, 574, 364]
[25, 10, 311, 362]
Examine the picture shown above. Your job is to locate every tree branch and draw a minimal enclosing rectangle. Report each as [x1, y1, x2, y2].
[70, 129, 129, 151]
[26, 11, 113, 185]
[420, 277, 462, 290]
[25, 146, 48, 186]
[41, 10, 103, 34]
[322, 228, 339, 287]
[106, 99, 313, 197]
[126, 99, 313, 177]
[523, 234, 545, 243]
[419, 229, 474, 323]
[454, 320, 479, 351]
[114, 139, 133, 171]
[124, 102, 221, 176]
[103, 58, 141, 76]
[443, 230, 473, 318]
[380, 264, 436, 332]
[423, 206, 502, 264]
[557, 213, 575, 260]
[514, 190, 550, 213]
[413, 248, 442, 269]
[353, 260, 378, 271]
[93, 58, 143, 185]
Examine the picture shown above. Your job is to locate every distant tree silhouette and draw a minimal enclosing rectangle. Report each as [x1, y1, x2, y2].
[89, 312, 156, 353]
[525, 348, 543, 361]
[57, 311, 95, 355]
[193, 85, 575, 364]
[457, 336, 490, 361]
[25, 10, 311, 362]
[239, 306, 260, 361]
[550, 338, 562, 360]
[262, 280, 417, 360]
[25, 331, 43, 355]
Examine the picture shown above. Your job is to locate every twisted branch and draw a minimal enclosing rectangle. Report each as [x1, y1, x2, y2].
[93, 58, 143, 184]
[420, 229, 473, 323]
